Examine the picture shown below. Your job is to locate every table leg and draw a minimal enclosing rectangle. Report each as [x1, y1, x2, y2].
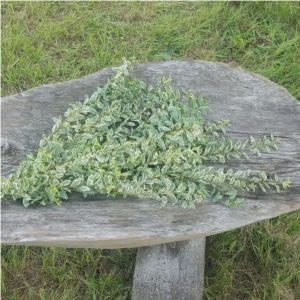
[132, 238, 206, 300]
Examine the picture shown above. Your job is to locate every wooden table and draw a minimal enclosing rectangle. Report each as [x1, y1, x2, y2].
[2, 61, 300, 300]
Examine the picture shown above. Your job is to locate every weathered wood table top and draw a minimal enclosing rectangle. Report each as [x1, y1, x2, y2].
[1, 61, 300, 249]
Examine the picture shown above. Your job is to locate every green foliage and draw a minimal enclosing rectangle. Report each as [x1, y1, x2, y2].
[1, 61, 290, 208]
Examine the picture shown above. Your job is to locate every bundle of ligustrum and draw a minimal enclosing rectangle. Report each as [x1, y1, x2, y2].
[1, 61, 290, 208]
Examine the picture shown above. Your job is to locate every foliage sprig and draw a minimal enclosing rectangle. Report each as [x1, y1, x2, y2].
[1, 61, 290, 208]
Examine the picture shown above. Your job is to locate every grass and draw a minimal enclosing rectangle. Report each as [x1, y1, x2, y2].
[1, 2, 300, 299]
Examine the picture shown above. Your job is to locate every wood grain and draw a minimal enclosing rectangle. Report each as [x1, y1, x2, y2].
[1, 61, 300, 249]
[132, 238, 205, 300]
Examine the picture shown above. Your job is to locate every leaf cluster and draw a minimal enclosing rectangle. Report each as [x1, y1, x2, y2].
[1, 61, 290, 208]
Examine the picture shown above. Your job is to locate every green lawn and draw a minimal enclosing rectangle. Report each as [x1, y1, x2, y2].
[1, 2, 300, 299]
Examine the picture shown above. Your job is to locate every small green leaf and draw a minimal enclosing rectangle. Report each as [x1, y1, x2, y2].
[59, 189, 68, 200]
[70, 178, 83, 188]
[77, 186, 91, 193]
[186, 131, 194, 143]
[158, 125, 170, 132]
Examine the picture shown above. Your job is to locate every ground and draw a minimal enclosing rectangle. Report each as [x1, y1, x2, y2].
[1, 2, 300, 299]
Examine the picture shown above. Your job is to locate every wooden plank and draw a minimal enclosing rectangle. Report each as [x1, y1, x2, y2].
[132, 238, 206, 300]
[1, 61, 300, 248]
[1, 195, 299, 249]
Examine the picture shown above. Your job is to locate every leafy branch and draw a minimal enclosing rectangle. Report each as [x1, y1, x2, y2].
[1, 60, 290, 208]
